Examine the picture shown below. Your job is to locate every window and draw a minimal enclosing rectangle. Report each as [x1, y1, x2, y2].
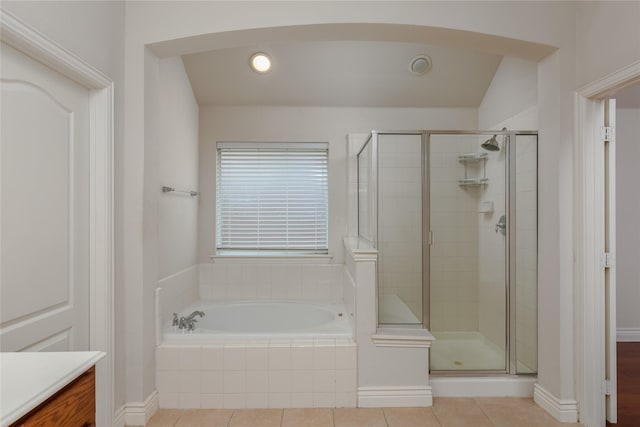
[216, 142, 328, 255]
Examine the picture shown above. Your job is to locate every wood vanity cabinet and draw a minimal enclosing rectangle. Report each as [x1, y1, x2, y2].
[10, 367, 96, 427]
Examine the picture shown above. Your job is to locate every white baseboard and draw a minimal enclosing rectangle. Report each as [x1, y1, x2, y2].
[533, 384, 578, 423]
[431, 376, 536, 397]
[124, 390, 159, 426]
[358, 386, 432, 407]
[113, 405, 125, 427]
[617, 328, 640, 342]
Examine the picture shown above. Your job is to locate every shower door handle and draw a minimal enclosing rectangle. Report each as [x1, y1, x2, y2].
[495, 215, 507, 236]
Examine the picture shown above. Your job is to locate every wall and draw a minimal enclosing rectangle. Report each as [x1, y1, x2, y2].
[142, 52, 201, 401]
[1, 0, 127, 416]
[157, 57, 199, 279]
[575, 2, 640, 88]
[154, 57, 201, 337]
[477, 56, 538, 369]
[198, 106, 478, 265]
[198, 106, 475, 306]
[616, 108, 640, 338]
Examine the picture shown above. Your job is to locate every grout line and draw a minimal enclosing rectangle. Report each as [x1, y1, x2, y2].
[381, 407, 390, 427]
[431, 402, 445, 427]
[332, 407, 336, 427]
[474, 398, 499, 427]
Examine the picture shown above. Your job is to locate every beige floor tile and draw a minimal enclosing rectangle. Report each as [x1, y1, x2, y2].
[282, 408, 334, 427]
[384, 407, 441, 427]
[174, 409, 234, 427]
[476, 398, 582, 427]
[432, 398, 494, 427]
[334, 408, 387, 427]
[145, 409, 184, 427]
[228, 409, 283, 427]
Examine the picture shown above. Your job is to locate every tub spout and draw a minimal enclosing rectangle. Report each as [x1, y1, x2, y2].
[186, 310, 205, 321]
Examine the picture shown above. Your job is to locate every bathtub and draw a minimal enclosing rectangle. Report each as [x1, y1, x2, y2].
[162, 300, 353, 343]
[157, 299, 358, 409]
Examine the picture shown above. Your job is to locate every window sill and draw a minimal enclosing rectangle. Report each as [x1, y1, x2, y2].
[210, 253, 334, 264]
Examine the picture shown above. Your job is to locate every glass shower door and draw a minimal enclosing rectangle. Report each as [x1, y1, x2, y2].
[376, 133, 424, 325]
[428, 133, 507, 372]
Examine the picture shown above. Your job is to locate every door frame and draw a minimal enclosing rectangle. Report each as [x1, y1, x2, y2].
[1, 9, 114, 427]
[575, 60, 640, 426]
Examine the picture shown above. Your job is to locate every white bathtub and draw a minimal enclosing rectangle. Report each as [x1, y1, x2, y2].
[163, 300, 353, 343]
[157, 299, 357, 408]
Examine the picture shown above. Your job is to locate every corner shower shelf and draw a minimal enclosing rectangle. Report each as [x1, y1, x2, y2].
[458, 152, 488, 162]
[458, 178, 489, 186]
[458, 152, 488, 187]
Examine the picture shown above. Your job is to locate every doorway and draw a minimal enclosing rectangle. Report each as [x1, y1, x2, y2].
[576, 62, 640, 427]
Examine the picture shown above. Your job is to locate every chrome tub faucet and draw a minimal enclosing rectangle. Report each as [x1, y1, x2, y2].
[174, 310, 205, 332]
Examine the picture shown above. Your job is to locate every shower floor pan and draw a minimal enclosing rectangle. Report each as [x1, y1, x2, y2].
[430, 331, 506, 371]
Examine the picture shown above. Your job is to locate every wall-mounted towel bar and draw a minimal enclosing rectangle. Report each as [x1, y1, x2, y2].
[161, 186, 200, 197]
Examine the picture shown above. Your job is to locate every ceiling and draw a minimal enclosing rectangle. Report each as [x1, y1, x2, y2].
[182, 41, 503, 108]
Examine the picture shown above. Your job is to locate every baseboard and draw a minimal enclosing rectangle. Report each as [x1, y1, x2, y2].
[617, 328, 640, 342]
[113, 405, 125, 427]
[124, 390, 159, 426]
[533, 384, 578, 423]
[357, 386, 432, 407]
[431, 376, 535, 397]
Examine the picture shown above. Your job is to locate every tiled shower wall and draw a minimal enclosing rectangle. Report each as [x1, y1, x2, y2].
[429, 136, 481, 332]
[477, 141, 507, 351]
[377, 134, 423, 320]
[514, 137, 538, 372]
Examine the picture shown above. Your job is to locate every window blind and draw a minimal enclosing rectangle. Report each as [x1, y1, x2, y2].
[216, 145, 328, 254]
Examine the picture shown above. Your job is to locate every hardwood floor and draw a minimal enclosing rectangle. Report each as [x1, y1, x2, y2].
[609, 342, 640, 426]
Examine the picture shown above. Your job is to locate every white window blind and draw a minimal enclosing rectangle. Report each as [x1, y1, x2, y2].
[216, 143, 328, 254]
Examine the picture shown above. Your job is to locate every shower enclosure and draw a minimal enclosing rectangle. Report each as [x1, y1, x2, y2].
[357, 130, 537, 375]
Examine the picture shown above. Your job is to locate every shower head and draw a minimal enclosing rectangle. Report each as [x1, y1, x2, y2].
[481, 128, 507, 152]
[481, 135, 500, 152]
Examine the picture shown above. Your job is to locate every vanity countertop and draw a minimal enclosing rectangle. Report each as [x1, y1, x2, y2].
[0, 351, 104, 427]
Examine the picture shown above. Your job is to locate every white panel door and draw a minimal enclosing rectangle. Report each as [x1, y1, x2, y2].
[0, 42, 90, 352]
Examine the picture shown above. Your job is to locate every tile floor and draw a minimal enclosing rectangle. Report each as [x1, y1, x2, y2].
[135, 398, 583, 427]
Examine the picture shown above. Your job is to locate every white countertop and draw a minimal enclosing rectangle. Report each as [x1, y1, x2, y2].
[0, 351, 104, 427]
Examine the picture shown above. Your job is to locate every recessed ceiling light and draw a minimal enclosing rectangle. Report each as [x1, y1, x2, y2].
[250, 52, 271, 73]
[409, 55, 432, 75]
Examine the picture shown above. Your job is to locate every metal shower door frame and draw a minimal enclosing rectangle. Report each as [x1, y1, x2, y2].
[365, 129, 537, 375]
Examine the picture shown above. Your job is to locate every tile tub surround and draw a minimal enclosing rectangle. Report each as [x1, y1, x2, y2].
[156, 339, 357, 409]
[199, 263, 344, 303]
[135, 399, 582, 427]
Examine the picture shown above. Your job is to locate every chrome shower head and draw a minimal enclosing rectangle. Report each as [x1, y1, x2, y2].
[481, 135, 500, 152]
[481, 128, 507, 152]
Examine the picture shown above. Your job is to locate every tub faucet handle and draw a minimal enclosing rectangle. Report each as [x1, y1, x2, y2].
[172, 313, 179, 327]
[187, 318, 198, 332]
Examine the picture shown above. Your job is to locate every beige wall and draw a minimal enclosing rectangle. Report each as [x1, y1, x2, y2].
[575, 2, 640, 88]
[157, 57, 199, 280]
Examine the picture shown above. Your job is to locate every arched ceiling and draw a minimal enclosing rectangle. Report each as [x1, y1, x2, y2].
[149, 23, 553, 108]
